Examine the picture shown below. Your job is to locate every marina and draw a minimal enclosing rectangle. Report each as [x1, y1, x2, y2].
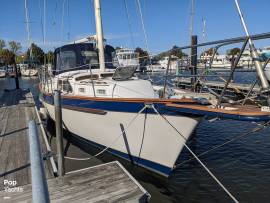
[1, 0, 270, 202]
[1, 73, 270, 202]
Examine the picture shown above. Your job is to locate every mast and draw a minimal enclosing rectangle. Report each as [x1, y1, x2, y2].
[43, 0, 46, 65]
[94, 0, 105, 72]
[234, 0, 269, 89]
[189, 0, 195, 37]
[43, 0, 46, 47]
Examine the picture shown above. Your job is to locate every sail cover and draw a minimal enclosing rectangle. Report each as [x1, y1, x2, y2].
[112, 66, 137, 80]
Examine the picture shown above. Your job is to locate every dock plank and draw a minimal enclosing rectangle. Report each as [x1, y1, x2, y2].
[1, 161, 150, 203]
[14, 106, 30, 188]
[0, 89, 54, 191]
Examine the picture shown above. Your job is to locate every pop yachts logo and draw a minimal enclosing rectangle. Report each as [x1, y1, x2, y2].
[2, 179, 23, 193]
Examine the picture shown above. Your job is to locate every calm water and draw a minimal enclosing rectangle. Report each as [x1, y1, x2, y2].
[1, 74, 270, 203]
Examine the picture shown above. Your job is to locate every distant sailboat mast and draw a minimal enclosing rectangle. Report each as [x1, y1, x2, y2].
[94, 0, 106, 72]
[202, 18, 206, 42]
[24, 0, 32, 60]
[234, 0, 269, 89]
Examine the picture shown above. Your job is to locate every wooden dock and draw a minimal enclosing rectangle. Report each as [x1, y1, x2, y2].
[0, 89, 54, 190]
[1, 161, 150, 202]
[0, 89, 150, 202]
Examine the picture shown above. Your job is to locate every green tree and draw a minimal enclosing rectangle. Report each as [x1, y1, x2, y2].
[15, 54, 26, 64]
[0, 39, 5, 50]
[154, 46, 188, 61]
[45, 51, 54, 64]
[0, 49, 15, 65]
[135, 47, 149, 65]
[8, 41, 22, 55]
[227, 47, 240, 56]
[200, 47, 219, 57]
[26, 43, 44, 64]
[171, 45, 187, 59]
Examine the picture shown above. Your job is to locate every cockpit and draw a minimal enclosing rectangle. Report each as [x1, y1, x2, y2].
[53, 43, 115, 75]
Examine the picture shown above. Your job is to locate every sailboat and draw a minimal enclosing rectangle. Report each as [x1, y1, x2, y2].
[40, 0, 270, 177]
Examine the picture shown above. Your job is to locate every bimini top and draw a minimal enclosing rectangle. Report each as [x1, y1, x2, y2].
[53, 43, 115, 75]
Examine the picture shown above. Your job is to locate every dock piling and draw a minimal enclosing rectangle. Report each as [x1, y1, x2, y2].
[28, 120, 50, 203]
[191, 35, 197, 88]
[14, 63, 19, 89]
[54, 90, 65, 176]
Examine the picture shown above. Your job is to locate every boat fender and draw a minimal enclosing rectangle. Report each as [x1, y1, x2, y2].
[261, 106, 270, 112]
[39, 107, 48, 120]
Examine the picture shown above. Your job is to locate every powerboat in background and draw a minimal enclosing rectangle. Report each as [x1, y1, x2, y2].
[113, 48, 139, 68]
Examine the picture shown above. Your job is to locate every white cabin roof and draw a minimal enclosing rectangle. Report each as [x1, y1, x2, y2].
[116, 48, 138, 54]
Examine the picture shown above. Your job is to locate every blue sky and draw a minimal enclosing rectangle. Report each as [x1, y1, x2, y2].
[0, 0, 270, 54]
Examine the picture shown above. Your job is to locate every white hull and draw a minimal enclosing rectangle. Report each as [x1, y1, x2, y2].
[211, 63, 232, 68]
[21, 69, 38, 77]
[43, 101, 200, 176]
[0, 72, 6, 78]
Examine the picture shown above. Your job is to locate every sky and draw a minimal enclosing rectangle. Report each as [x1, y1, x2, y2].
[0, 0, 270, 55]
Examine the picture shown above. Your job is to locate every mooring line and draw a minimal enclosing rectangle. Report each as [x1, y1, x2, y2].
[151, 105, 239, 203]
[64, 104, 148, 161]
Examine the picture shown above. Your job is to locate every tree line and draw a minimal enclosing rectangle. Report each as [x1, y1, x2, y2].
[0, 39, 54, 66]
[0, 38, 243, 67]
[200, 47, 241, 57]
[132, 45, 241, 64]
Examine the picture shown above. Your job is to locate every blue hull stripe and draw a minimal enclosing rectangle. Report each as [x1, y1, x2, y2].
[42, 94, 198, 116]
[42, 94, 270, 121]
